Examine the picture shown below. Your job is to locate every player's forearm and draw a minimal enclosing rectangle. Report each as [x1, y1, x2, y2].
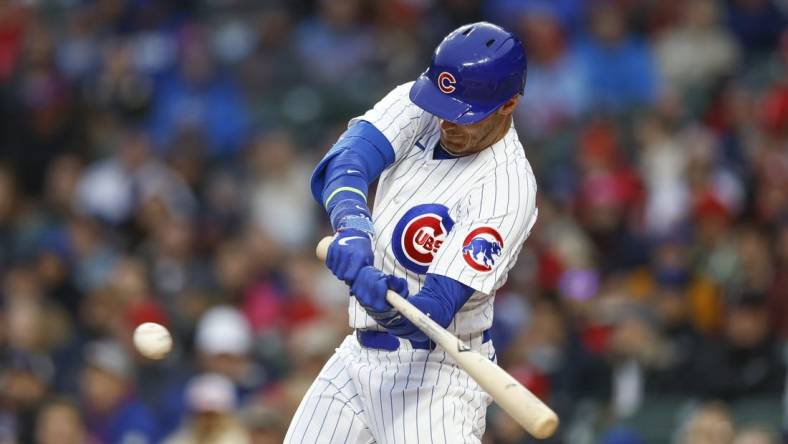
[321, 152, 371, 217]
[309, 120, 395, 225]
[321, 154, 372, 232]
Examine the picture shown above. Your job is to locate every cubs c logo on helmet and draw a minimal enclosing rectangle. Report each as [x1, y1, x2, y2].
[462, 226, 504, 272]
[392, 204, 455, 274]
[437, 72, 457, 94]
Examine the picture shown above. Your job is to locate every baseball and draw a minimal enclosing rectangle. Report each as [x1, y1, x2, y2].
[133, 322, 172, 359]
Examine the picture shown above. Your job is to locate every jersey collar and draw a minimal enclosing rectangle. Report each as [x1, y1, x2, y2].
[433, 141, 468, 160]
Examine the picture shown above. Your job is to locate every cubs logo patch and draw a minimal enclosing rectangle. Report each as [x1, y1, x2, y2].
[437, 71, 457, 94]
[392, 204, 455, 274]
[462, 226, 504, 272]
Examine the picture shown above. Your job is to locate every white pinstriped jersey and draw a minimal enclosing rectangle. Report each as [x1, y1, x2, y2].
[286, 82, 538, 444]
[348, 82, 538, 335]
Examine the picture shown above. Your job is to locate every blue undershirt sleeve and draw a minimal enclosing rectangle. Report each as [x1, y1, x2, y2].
[383, 273, 475, 342]
[309, 121, 396, 229]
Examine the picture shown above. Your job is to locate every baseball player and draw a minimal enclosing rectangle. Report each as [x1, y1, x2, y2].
[286, 22, 537, 443]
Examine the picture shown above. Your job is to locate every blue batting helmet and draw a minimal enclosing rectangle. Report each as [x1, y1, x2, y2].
[409, 22, 527, 125]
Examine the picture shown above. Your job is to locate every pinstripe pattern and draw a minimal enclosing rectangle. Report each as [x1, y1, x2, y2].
[345, 82, 537, 335]
[286, 335, 494, 443]
[285, 352, 374, 444]
[290, 81, 535, 442]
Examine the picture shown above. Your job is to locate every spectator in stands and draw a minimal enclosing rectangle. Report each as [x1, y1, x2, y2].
[636, 113, 690, 236]
[645, 238, 707, 394]
[694, 291, 786, 399]
[513, 7, 588, 137]
[576, 2, 660, 112]
[33, 398, 88, 444]
[732, 426, 779, 444]
[725, 0, 787, 54]
[294, 0, 373, 86]
[194, 306, 261, 396]
[2, 22, 79, 196]
[0, 164, 21, 270]
[680, 402, 735, 444]
[0, 352, 54, 443]
[74, 126, 196, 226]
[148, 25, 250, 156]
[240, 402, 285, 444]
[656, 0, 740, 97]
[159, 305, 263, 436]
[80, 340, 157, 444]
[163, 373, 250, 444]
[247, 131, 317, 252]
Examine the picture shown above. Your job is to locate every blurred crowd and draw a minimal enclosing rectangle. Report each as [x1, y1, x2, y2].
[0, 0, 785, 443]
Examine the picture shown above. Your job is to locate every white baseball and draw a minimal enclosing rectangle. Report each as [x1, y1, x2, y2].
[133, 322, 172, 359]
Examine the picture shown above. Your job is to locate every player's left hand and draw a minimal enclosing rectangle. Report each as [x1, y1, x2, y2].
[350, 266, 408, 313]
[326, 228, 374, 283]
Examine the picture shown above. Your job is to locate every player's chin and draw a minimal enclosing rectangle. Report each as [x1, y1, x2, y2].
[442, 136, 470, 154]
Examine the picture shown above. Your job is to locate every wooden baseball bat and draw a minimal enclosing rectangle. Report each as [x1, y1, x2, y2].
[316, 236, 559, 439]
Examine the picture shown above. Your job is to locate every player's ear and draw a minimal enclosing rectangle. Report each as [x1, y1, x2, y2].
[497, 95, 520, 116]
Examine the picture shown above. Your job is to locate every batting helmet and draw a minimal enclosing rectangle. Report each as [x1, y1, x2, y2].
[409, 22, 527, 125]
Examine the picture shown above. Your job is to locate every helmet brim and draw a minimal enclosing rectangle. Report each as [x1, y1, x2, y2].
[409, 74, 498, 125]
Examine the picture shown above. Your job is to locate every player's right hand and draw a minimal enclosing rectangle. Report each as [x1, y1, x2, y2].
[326, 228, 374, 283]
[351, 269, 417, 337]
[350, 265, 391, 312]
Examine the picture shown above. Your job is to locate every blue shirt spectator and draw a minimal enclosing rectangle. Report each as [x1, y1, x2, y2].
[148, 27, 249, 157]
[514, 11, 589, 136]
[576, 5, 660, 112]
[81, 341, 158, 444]
[149, 73, 249, 157]
[86, 397, 158, 444]
[294, 0, 374, 85]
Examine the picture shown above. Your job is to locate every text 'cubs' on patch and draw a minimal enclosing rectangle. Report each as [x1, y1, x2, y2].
[392, 204, 455, 274]
[462, 226, 504, 272]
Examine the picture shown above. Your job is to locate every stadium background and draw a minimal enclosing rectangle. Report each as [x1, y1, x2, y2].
[0, 0, 786, 443]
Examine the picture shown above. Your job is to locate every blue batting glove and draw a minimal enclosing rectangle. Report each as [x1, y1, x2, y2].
[350, 266, 396, 313]
[349, 270, 423, 341]
[385, 275, 408, 297]
[370, 274, 411, 331]
[326, 228, 374, 283]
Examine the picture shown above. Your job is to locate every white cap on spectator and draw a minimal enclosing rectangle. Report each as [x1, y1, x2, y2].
[186, 373, 236, 413]
[195, 306, 252, 356]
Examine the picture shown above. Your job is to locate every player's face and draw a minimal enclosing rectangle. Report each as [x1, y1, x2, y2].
[439, 96, 520, 155]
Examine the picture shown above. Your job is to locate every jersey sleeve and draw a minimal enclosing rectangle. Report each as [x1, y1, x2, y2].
[349, 81, 427, 161]
[427, 158, 538, 295]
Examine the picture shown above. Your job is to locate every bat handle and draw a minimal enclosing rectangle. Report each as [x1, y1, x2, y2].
[316, 236, 334, 261]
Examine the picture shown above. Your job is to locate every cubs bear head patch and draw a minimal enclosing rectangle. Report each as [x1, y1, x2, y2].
[392, 204, 455, 274]
[462, 226, 504, 272]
